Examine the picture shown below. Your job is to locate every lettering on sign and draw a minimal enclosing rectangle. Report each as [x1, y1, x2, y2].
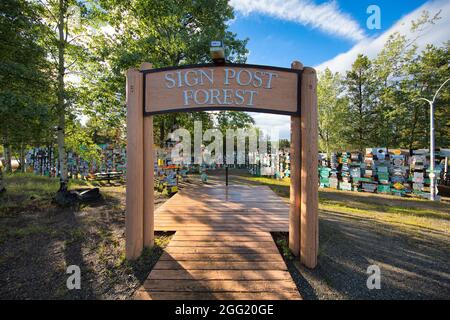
[144, 64, 300, 115]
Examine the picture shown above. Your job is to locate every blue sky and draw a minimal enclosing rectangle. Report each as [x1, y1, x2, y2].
[229, 0, 428, 68]
[227, 0, 450, 138]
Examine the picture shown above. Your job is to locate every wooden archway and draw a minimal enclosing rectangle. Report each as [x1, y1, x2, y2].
[125, 61, 318, 268]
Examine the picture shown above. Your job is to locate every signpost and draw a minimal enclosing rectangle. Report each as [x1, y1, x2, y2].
[126, 61, 319, 269]
[143, 64, 300, 115]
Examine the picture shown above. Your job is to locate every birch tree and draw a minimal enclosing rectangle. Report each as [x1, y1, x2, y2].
[37, 0, 96, 201]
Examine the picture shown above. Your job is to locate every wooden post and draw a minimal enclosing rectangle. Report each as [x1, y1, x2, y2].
[125, 68, 144, 259]
[289, 61, 303, 256]
[300, 67, 319, 268]
[140, 62, 155, 248]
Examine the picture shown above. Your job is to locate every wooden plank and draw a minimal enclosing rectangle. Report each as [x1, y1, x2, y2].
[174, 230, 272, 236]
[165, 246, 280, 254]
[145, 66, 299, 114]
[156, 210, 288, 215]
[143, 279, 298, 292]
[159, 219, 288, 223]
[171, 235, 274, 241]
[156, 222, 288, 227]
[156, 227, 288, 232]
[135, 185, 303, 300]
[153, 261, 287, 270]
[142, 62, 154, 249]
[156, 216, 288, 221]
[300, 66, 319, 268]
[166, 241, 279, 248]
[147, 269, 292, 280]
[289, 61, 302, 258]
[125, 68, 144, 260]
[160, 252, 284, 262]
[135, 290, 301, 300]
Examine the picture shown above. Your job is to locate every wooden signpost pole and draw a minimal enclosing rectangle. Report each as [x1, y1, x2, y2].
[289, 61, 303, 257]
[300, 67, 319, 268]
[140, 62, 155, 248]
[125, 68, 144, 259]
[125, 61, 318, 268]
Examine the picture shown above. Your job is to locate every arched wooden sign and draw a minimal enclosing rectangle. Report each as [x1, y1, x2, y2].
[143, 64, 301, 115]
[126, 61, 318, 269]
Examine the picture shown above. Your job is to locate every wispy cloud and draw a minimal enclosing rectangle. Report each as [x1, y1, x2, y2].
[230, 0, 365, 42]
[316, 0, 450, 73]
[247, 112, 291, 139]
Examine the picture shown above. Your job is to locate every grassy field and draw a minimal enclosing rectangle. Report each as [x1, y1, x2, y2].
[235, 175, 450, 235]
[0, 173, 172, 299]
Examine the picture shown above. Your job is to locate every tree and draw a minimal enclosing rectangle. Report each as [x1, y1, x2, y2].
[344, 54, 376, 151]
[80, 0, 250, 150]
[369, 10, 443, 149]
[405, 42, 450, 149]
[317, 68, 349, 154]
[37, 0, 98, 201]
[0, 0, 55, 178]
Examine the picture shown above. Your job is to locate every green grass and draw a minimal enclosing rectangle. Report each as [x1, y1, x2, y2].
[241, 175, 450, 234]
[0, 224, 57, 244]
[272, 232, 294, 260]
[0, 173, 116, 215]
[0, 173, 59, 215]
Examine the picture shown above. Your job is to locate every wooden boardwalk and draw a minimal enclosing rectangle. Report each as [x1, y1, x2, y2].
[135, 185, 301, 300]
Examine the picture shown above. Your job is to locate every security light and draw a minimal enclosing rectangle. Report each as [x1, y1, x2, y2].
[210, 40, 225, 64]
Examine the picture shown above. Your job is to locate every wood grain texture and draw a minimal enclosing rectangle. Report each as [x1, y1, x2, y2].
[125, 68, 144, 259]
[147, 269, 292, 280]
[300, 67, 319, 268]
[143, 279, 298, 291]
[154, 185, 289, 232]
[145, 66, 298, 114]
[134, 185, 301, 300]
[143, 115, 154, 248]
[289, 61, 303, 257]
[135, 291, 301, 300]
[289, 115, 301, 256]
[141, 62, 154, 248]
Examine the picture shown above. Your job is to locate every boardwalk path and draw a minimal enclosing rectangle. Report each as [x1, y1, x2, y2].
[134, 184, 301, 300]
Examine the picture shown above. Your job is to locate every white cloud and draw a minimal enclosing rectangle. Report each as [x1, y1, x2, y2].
[316, 0, 450, 73]
[248, 112, 291, 140]
[230, 0, 365, 42]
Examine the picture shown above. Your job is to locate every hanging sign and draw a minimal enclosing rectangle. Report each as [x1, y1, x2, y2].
[142, 63, 301, 116]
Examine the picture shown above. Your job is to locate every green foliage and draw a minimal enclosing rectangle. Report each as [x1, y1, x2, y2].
[66, 121, 102, 165]
[343, 54, 376, 151]
[273, 234, 293, 260]
[80, 0, 251, 147]
[318, 10, 449, 151]
[0, 0, 56, 168]
[216, 111, 255, 132]
[317, 68, 350, 153]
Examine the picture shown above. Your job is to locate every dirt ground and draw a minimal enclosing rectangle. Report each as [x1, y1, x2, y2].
[1, 170, 449, 299]
[0, 175, 195, 299]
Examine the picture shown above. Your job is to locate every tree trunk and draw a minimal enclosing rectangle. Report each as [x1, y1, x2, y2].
[20, 143, 25, 173]
[56, 0, 68, 194]
[0, 167, 5, 193]
[4, 144, 12, 173]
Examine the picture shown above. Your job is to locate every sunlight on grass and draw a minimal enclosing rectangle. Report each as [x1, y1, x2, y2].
[0, 173, 120, 215]
[242, 175, 450, 234]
